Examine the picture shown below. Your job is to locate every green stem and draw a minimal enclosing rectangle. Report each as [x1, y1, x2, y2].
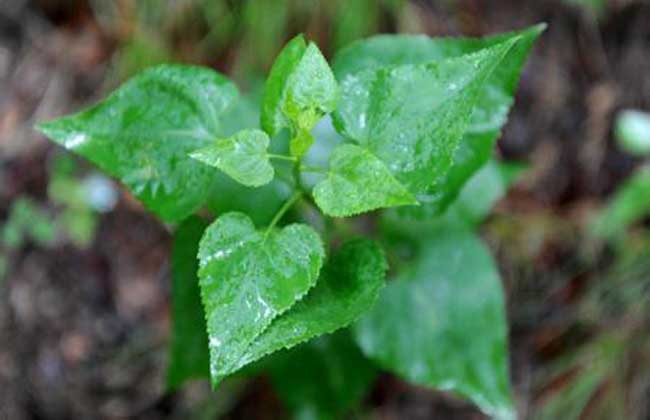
[300, 165, 328, 174]
[268, 153, 297, 162]
[293, 158, 306, 192]
[264, 191, 302, 238]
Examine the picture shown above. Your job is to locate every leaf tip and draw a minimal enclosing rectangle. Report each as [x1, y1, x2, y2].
[516, 22, 547, 44]
[34, 117, 88, 150]
[34, 118, 58, 139]
[532, 22, 548, 35]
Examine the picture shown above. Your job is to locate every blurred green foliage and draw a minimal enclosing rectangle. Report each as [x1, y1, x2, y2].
[536, 105, 650, 418]
[563, 0, 607, 18]
[0, 196, 55, 283]
[593, 108, 650, 243]
[592, 167, 650, 242]
[534, 230, 650, 420]
[1, 197, 56, 249]
[48, 154, 103, 248]
[0, 254, 6, 282]
[93, 0, 410, 85]
[534, 334, 627, 420]
[0, 154, 111, 270]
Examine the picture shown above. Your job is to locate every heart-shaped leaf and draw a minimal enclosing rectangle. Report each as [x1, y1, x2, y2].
[233, 238, 387, 371]
[198, 212, 325, 386]
[190, 129, 274, 187]
[313, 144, 417, 217]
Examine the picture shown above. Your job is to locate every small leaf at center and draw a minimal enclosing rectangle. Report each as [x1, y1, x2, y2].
[262, 35, 339, 158]
[190, 129, 274, 187]
[313, 144, 417, 217]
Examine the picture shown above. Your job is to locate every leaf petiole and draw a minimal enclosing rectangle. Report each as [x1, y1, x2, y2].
[264, 191, 303, 239]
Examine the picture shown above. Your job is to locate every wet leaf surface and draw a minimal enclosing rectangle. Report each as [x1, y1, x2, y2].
[190, 129, 274, 187]
[313, 144, 417, 217]
[235, 238, 386, 371]
[261, 34, 339, 157]
[333, 25, 543, 215]
[355, 228, 513, 419]
[198, 212, 325, 386]
[37, 65, 239, 222]
[332, 39, 517, 202]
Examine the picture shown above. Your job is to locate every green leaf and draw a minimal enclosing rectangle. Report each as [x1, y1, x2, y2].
[204, 91, 293, 226]
[355, 228, 514, 419]
[333, 25, 544, 87]
[268, 330, 377, 420]
[167, 216, 210, 390]
[190, 129, 274, 187]
[37, 64, 238, 222]
[448, 160, 526, 225]
[332, 38, 518, 199]
[261, 35, 339, 157]
[615, 109, 650, 157]
[235, 238, 387, 371]
[592, 167, 650, 240]
[442, 160, 511, 225]
[334, 25, 544, 214]
[220, 90, 264, 135]
[313, 144, 417, 217]
[398, 159, 525, 226]
[198, 212, 325, 386]
[261, 35, 307, 136]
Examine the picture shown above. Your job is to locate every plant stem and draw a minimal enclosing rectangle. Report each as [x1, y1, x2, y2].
[293, 158, 306, 192]
[268, 153, 297, 162]
[300, 165, 328, 174]
[264, 191, 302, 238]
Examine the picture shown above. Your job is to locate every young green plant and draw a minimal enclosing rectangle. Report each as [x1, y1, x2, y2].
[37, 26, 544, 419]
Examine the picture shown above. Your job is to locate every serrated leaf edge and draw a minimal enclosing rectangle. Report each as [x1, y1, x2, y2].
[231, 240, 388, 371]
[198, 212, 326, 387]
[313, 145, 419, 218]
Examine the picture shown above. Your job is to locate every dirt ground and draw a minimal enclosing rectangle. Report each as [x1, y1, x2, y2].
[1, 0, 649, 419]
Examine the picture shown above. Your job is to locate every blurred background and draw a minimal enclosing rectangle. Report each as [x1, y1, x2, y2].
[1, 0, 650, 419]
